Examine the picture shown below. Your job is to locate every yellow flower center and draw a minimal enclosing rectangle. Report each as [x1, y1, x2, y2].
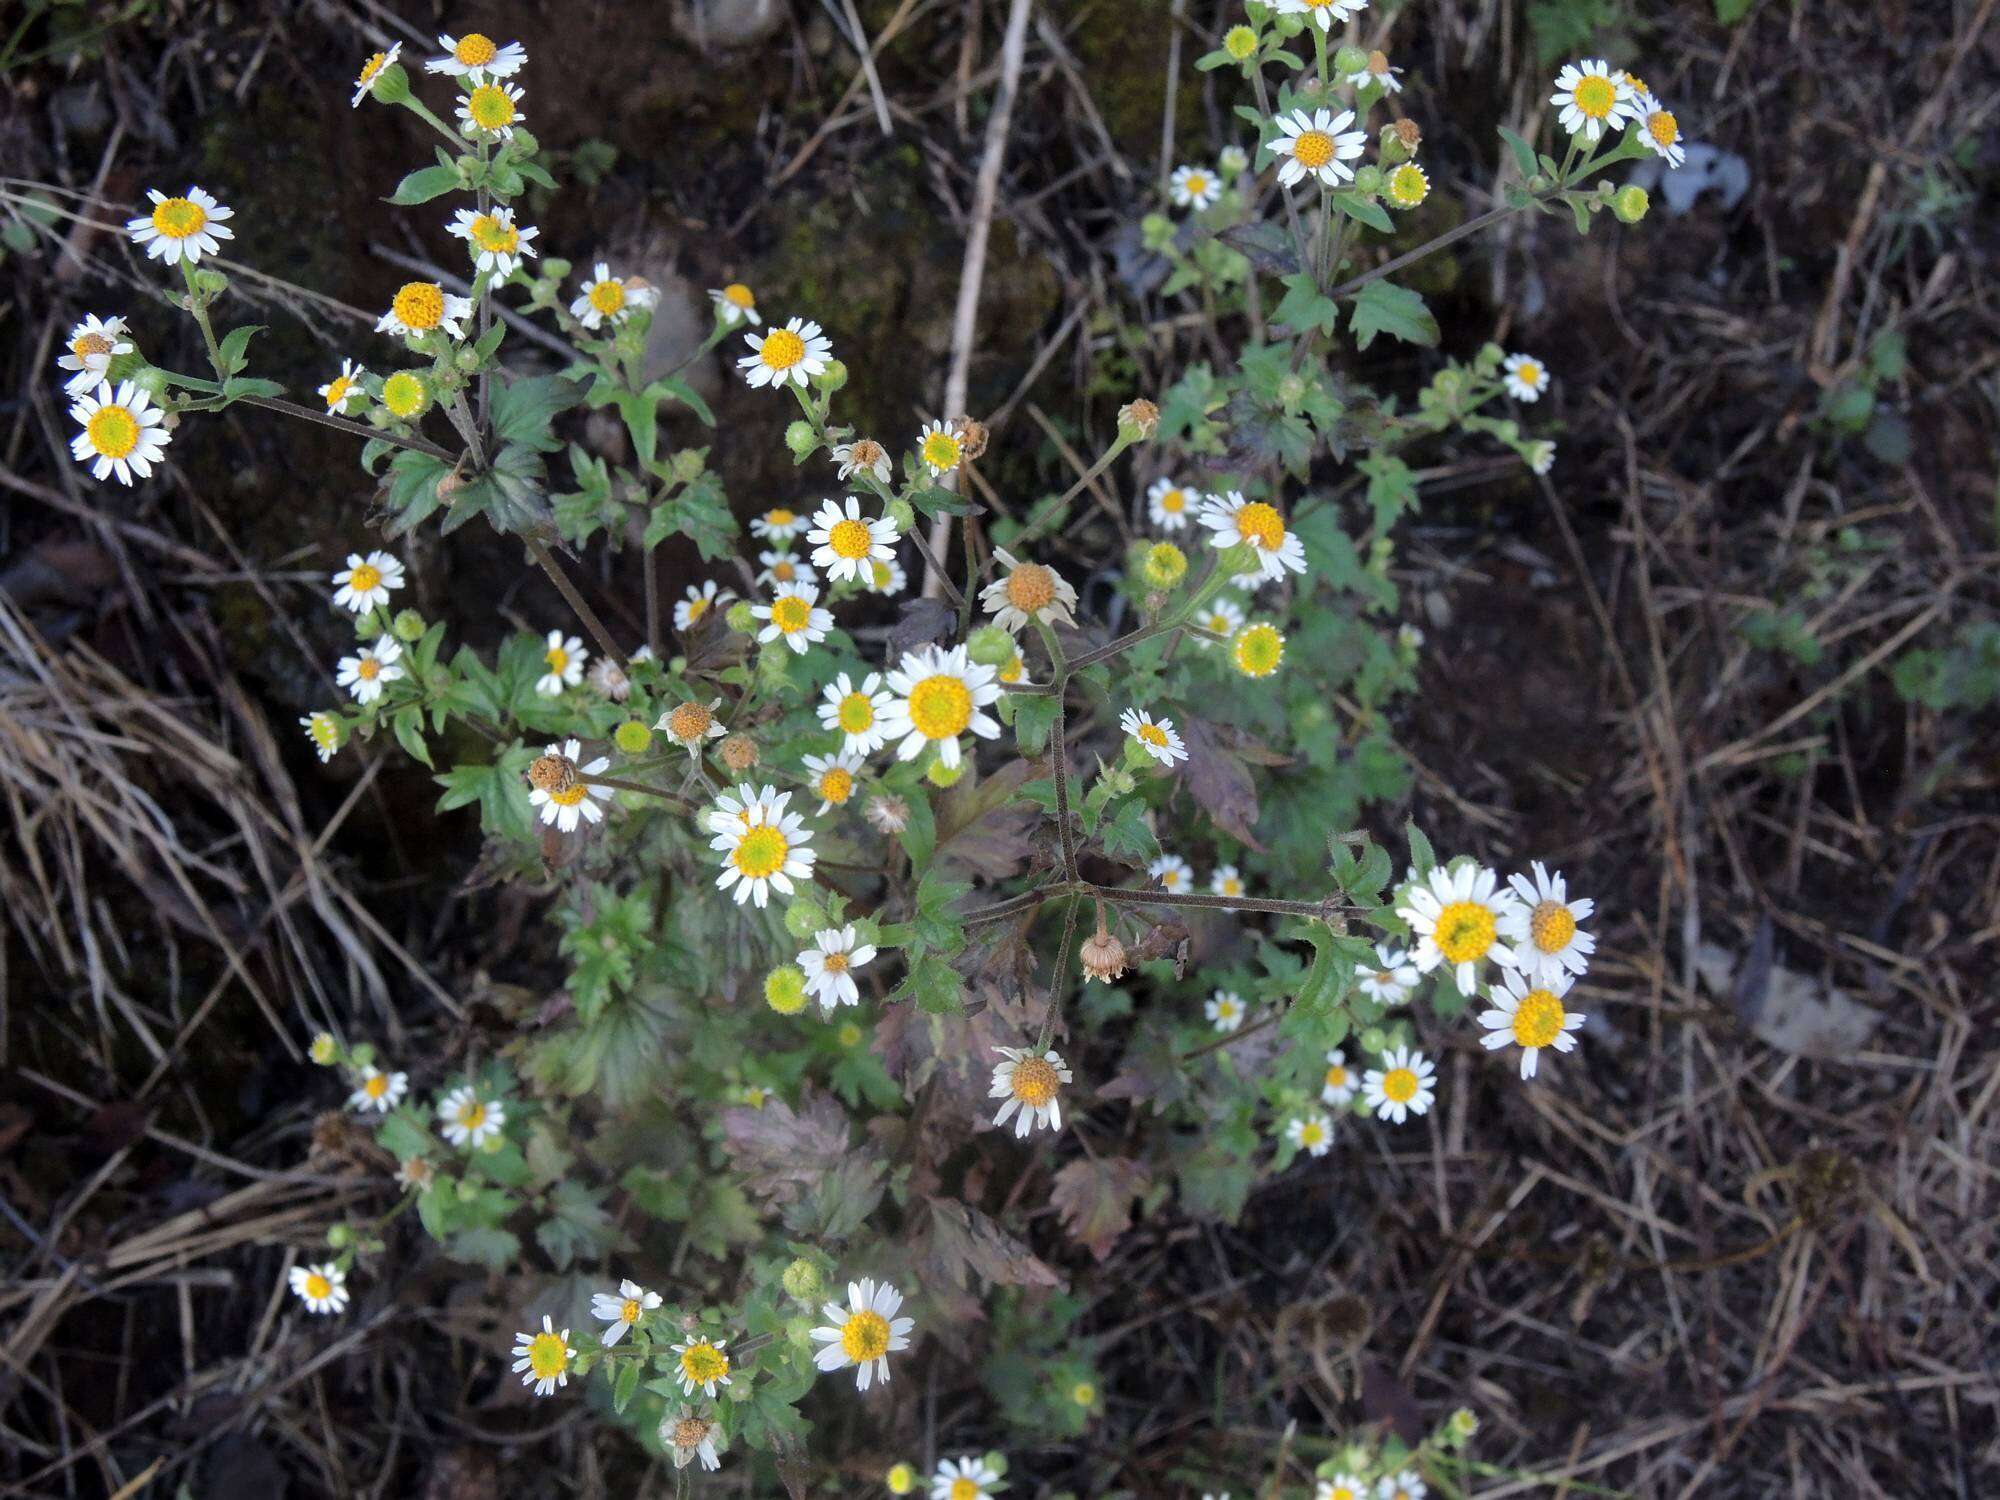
[770, 594, 813, 633]
[949, 1481, 980, 1500]
[358, 51, 390, 88]
[526, 1331, 567, 1379]
[1235, 501, 1285, 550]
[672, 1417, 710, 1449]
[1136, 722, 1168, 748]
[1573, 74, 1616, 119]
[466, 85, 514, 130]
[1010, 1055, 1061, 1107]
[1389, 165, 1429, 206]
[1159, 488, 1186, 513]
[1367, 50, 1389, 72]
[837, 693, 875, 733]
[1382, 1067, 1419, 1103]
[589, 279, 627, 316]
[1004, 563, 1057, 612]
[922, 431, 962, 470]
[1299, 1120, 1325, 1146]
[150, 196, 206, 239]
[346, 562, 381, 593]
[1512, 988, 1567, 1049]
[364, 1073, 388, 1098]
[1185, 173, 1208, 196]
[765, 508, 796, 528]
[86, 405, 139, 459]
[1530, 899, 1577, 953]
[1218, 875, 1242, 895]
[545, 645, 570, 675]
[1434, 900, 1497, 964]
[1325, 1064, 1348, 1089]
[667, 702, 714, 741]
[731, 825, 789, 879]
[840, 1309, 890, 1362]
[723, 283, 755, 308]
[829, 518, 874, 559]
[837, 1021, 862, 1047]
[382, 372, 426, 415]
[549, 783, 589, 808]
[303, 1272, 332, 1299]
[454, 33, 498, 66]
[1071, 1382, 1096, 1406]
[769, 560, 797, 583]
[620, 1298, 642, 1323]
[392, 282, 445, 331]
[680, 1342, 730, 1385]
[457, 1101, 487, 1130]
[469, 213, 518, 253]
[823, 951, 850, 973]
[1514, 360, 1543, 387]
[998, 654, 1023, 683]
[760, 327, 806, 370]
[684, 596, 710, 621]
[1233, 624, 1284, 677]
[1621, 72, 1648, 95]
[324, 375, 355, 409]
[1647, 109, 1679, 147]
[1292, 130, 1336, 170]
[71, 331, 114, 359]
[356, 657, 382, 681]
[817, 768, 854, 804]
[908, 674, 973, 739]
[1213, 997, 1237, 1017]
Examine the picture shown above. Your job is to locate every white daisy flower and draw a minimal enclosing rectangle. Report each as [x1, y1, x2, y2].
[588, 655, 631, 700]
[1150, 853, 1193, 892]
[832, 437, 892, 485]
[347, 1067, 408, 1113]
[879, 644, 1004, 768]
[931, 1455, 1003, 1500]
[803, 750, 865, 815]
[1357, 943, 1419, 1006]
[799, 923, 877, 1013]
[511, 1315, 574, 1397]
[318, 358, 369, 414]
[1146, 477, 1199, 531]
[808, 496, 900, 583]
[1526, 439, 1557, 475]
[1119, 707, 1188, 767]
[1318, 1475, 1368, 1500]
[708, 282, 761, 326]
[1275, 0, 1369, 33]
[751, 505, 810, 542]
[1286, 1112, 1334, 1157]
[1231, 621, 1287, 678]
[448, 206, 538, 278]
[809, 1278, 914, 1390]
[125, 185, 233, 266]
[456, 80, 526, 141]
[1219, 144, 1250, 175]
[1480, 968, 1586, 1080]
[1628, 90, 1685, 168]
[1210, 863, 1245, 897]
[1500, 861, 1597, 982]
[288, 1262, 349, 1315]
[590, 1279, 661, 1347]
[915, 418, 963, 475]
[68, 379, 170, 486]
[671, 1336, 732, 1398]
[331, 551, 404, 614]
[1347, 50, 1403, 92]
[536, 631, 587, 696]
[336, 637, 404, 705]
[980, 548, 1079, 634]
[376, 282, 473, 341]
[351, 42, 401, 107]
[756, 550, 819, 591]
[528, 739, 613, 832]
[989, 1045, 1072, 1137]
[710, 797, 816, 908]
[865, 555, 908, 596]
[1268, 107, 1367, 189]
[657, 697, 727, 753]
[1193, 597, 1246, 646]
[739, 316, 832, 389]
[56, 315, 134, 396]
[1169, 164, 1221, 210]
[1320, 1049, 1356, 1107]
[1397, 862, 1524, 994]
[1363, 1045, 1437, 1124]
[1502, 352, 1549, 402]
[1550, 59, 1634, 143]
[664, 1411, 722, 1471]
[1376, 1471, 1427, 1500]
[1200, 490, 1308, 582]
[569, 262, 657, 330]
[819, 672, 893, 755]
[1205, 989, 1247, 1032]
[435, 1084, 505, 1149]
[753, 583, 833, 654]
[705, 782, 785, 836]
[674, 579, 734, 630]
[426, 32, 526, 81]
[300, 711, 340, 763]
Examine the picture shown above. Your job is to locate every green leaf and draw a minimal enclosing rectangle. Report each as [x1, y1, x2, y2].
[219, 376, 285, 403]
[1347, 280, 1438, 350]
[1406, 820, 1436, 879]
[388, 165, 463, 206]
[1715, 0, 1756, 21]
[391, 704, 434, 767]
[446, 1225, 521, 1271]
[490, 374, 584, 453]
[216, 324, 264, 375]
[1012, 693, 1060, 756]
[897, 789, 937, 870]
[1497, 125, 1540, 182]
[897, 953, 964, 1015]
[1332, 191, 1393, 234]
[612, 1355, 643, 1413]
[1272, 272, 1341, 338]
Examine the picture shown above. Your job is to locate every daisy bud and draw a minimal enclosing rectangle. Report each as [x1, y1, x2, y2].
[724, 601, 757, 634]
[392, 609, 425, 642]
[1101, 764, 1137, 797]
[864, 793, 910, 835]
[1352, 164, 1383, 196]
[1071, 1380, 1098, 1408]
[952, 416, 989, 461]
[886, 1463, 917, 1496]
[925, 757, 964, 787]
[130, 364, 172, 402]
[1361, 1025, 1388, 1053]
[671, 448, 705, 483]
[1223, 25, 1258, 61]
[885, 496, 915, 532]
[353, 612, 384, 640]
[367, 60, 411, 106]
[613, 720, 652, 755]
[1613, 185, 1651, 224]
[1334, 44, 1369, 75]
[718, 733, 758, 773]
[1140, 213, 1176, 252]
[783, 897, 828, 940]
[764, 964, 808, 1015]
[309, 1032, 338, 1065]
[1080, 927, 1127, 983]
[815, 358, 848, 392]
[1141, 541, 1187, 589]
[781, 1257, 822, 1303]
[1431, 367, 1465, 401]
[192, 268, 230, 298]
[1117, 398, 1159, 442]
[1450, 1407, 1480, 1439]
[326, 1222, 352, 1248]
[785, 419, 818, 457]
[1276, 372, 1307, 407]
[453, 345, 480, 373]
[966, 624, 1016, 667]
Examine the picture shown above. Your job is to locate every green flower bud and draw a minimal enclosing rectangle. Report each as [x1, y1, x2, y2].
[925, 757, 964, 788]
[542, 256, 572, 281]
[453, 344, 481, 374]
[783, 897, 828, 940]
[1216, 540, 1258, 577]
[785, 419, 818, 457]
[192, 268, 230, 298]
[1351, 164, 1383, 196]
[379, 370, 431, 420]
[966, 624, 1016, 667]
[1613, 185, 1651, 224]
[507, 127, 540, 158]
[365, 59, 410, 106]
[309, 1032, 338, 1065]
[1223, 25, 1258, 61]
[1360, 1025, 1388, 1053]
[1140, 541, 1187, 589]
[1450, 1407, 1480, 1438]
[836, 1021, 864, 1049]
[326, 1222, 353, 1249]
[130, 364, 172, 401]
[672, 448, 706, 483]
[1275, 372, 1307, 408]
[885, 496, 916, 533]
[724, 601, 758, 634]
[816, 358, 848, 392]
[764, 964, 808, 1015]
[1101, 764, 1137, 798]
[1140, 213, 1176, 253]
[1431, 367, 1465, 401]
[781, 1257, 823, 1303]
[353, 612, 384, 641]
[391, 609, 426, 642]
[613, 720, 653, 755]
[1334, 44, 1369, 75]
[455, 1178, 480, 1201]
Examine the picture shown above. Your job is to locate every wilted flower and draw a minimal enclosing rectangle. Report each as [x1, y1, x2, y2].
[591, 1279, 661, 1346]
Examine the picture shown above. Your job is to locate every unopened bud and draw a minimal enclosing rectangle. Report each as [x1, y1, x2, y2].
[781, 1257, 822, 1302]
[1334, 44, 1369, 76]
[925, 758, 964, 787]
[816, 358, 848, 392]
[966, 625, 1016, 667]
[1613, 185, 1651, 224]
[785, 419, 817, 457]
[1117, 398, 1159, 442]
[724, 601, 758, 634]
[613, 720, 653, 755]
[1223, 25, 1258, 61]
[392, 609, 425, 642]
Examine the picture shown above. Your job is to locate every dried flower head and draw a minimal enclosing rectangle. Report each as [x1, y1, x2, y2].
[952, 415, 989, 461]
[719, 733, 759, 773]
[865, 794, 910, 835]
[1118, 398, 1159, 440]
[1080, 926, 1127, 982]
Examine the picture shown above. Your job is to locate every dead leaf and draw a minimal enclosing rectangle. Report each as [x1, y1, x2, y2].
[1050, 1156, 1151, 1261]
[1181, 719, 1263, 848]
[887, 596, 955, 660]
[719, 1090, 852, 1202]
[913, 1196, 1063, 1292]
[1099, 1026, 1193, 1115]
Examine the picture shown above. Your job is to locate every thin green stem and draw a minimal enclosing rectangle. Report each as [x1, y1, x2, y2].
[235, 395, 458, 462]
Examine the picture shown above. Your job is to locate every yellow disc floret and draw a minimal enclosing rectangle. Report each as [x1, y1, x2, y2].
[732, 826, 788, 879]
[1433, 900, 1496, 965]
[908, 675, 973, 739]
[86, 405, 139, 459]
[1512, 988, 1566, 1049]
[759, 327, 805, 372]
[1292, 131, 1335, 170]
[392, 282, 445, 331]
[829, 519, 874, 559]
[840, 1309, 890, 1362]
[1530, 899, 1577, 953]
[150, 197, 206, 240]
[1382, 1067, 1418, 1103]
